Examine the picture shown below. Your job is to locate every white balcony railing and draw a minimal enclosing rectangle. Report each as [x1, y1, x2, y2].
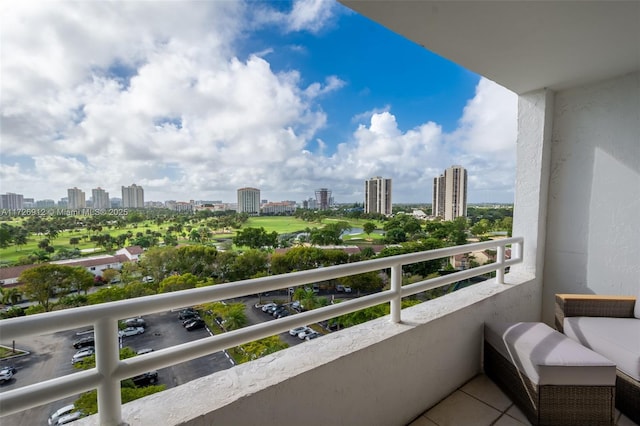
[0, 237, 522, 425]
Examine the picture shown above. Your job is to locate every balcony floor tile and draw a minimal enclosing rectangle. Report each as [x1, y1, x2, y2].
[410, 374, 637, 426]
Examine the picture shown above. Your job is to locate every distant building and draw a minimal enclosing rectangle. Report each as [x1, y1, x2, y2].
[433, 165, 467, 221]
[237, 187, 260, 215]
[92, 188, 110, 209]
[36, 199, 56, 208]
[0, 193, 24, 210]
[261, 201, 296, 215]
[67, 187, 86, 209]
[315, 188, 332, 210]
[364, 177, 392, 216]
[122, 184, 144, 208]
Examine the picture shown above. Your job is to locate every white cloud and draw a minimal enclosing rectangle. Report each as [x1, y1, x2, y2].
[0, 2, 517, 205]
[253, 0, 338, 34]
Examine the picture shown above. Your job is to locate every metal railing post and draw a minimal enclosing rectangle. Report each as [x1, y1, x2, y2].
[94, 318, 123, 426]
[390, 264, 402, 323]
[496, 245, 505, 284]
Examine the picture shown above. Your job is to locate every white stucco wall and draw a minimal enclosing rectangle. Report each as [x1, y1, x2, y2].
[78, 274, 540, 426]
[541, 71, 640, 323]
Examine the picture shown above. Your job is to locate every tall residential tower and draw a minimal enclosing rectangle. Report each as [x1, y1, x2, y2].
[364, 177, 392, 216]
[92, 188, 110, 209]
[121, 184, 144, 208]
[433, 165, 467, 221]
[67, 187, 86, 209]
[237, 187, 260, 215]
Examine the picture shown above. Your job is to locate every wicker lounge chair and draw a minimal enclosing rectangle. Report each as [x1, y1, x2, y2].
[555, 294, 640, 425]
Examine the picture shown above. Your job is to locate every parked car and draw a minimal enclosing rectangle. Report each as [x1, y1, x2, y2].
[118, 326, 144, 338]
[265, 305, 279, 314]
[72, 335, 95, 349]
[0, 366, 14, 383]
[178, 310, 199, 321]
[182, 316, 201, 326]
[71, 347, 95, 364]
[289, 326, 311, 336]
[297, 329, 317, 340]
[1, 366, 16, 375]
[130, 370, 158, 386]
[48, 404, 75, 425]
[272, 306, 287, 317]
[124, 317, 146, 328]
[56, 410, 84, 425]
[185, 319, 205, 331]
[276, 309, 290, 318]
[336, 284, 345, 292]
[344, 286, 352, 293]
[305, 332, 320, 341]
[261, 303, 277, 312]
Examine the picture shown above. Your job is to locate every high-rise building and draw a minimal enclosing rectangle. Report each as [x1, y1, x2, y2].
[314, 188, 332, 210]
[237, 187, 260, 215]
[67, 187, 86, 209]
[433, 165, 467, 221]
[0, 193, 24, 210]
[92, 188, 110, 209]
[364, 177, 392, 216]
[121, 184, 144, 208]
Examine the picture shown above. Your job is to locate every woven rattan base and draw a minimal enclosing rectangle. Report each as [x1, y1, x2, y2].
[484, 342, 615, 426]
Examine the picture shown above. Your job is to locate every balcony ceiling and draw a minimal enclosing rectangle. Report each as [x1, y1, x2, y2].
[340, 1, 640, 94]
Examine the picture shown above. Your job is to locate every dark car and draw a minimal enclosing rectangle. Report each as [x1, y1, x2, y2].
[178, 310, 199, 321]
[272, 306, 287, 317]
[72, 335, 95, 349]
[182, 316, 201, 327]
[130, 371, 158, 386]
[185, 319, 205, 331]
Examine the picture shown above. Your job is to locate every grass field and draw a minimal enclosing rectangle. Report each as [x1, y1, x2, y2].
[0, 216, 386, 266]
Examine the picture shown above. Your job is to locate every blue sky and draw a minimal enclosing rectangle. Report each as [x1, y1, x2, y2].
[0, 0, 517, 205]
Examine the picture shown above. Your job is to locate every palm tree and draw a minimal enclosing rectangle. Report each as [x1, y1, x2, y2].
[223, 305, 247, 330]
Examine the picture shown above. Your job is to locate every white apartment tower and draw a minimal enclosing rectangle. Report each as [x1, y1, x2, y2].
[364, 177, 392, 216]
[121, 184, 144, 208]
[92, 188, 110, 209]
[433, 166, 467, 221]
[0, 193, 24, 210]
[237, 187, 260, 215]
[67, 187, 86, 209]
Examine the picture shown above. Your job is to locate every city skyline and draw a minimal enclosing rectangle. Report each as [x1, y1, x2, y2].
[0, 1, 517, 204]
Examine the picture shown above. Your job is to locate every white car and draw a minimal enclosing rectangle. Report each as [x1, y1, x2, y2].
[71, 347, 95, 364]
[289, 326, 310, 336]
[48, 404, 75, 425]
[297, 329, 317, 340]
[56, 410, 84, 425]
[344, 286, 352, 293]
[0, 367, 14, 383]
[118, 326, 144, 337]
[261, 303, 276, 312]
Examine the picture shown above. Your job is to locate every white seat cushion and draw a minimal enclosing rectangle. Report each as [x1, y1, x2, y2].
[485, 322, 616, 386]
[563, 316, 640, 381]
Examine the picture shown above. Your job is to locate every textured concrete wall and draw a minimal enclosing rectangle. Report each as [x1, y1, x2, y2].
[542, 71, 640, 323]
[79, 274, 538, 426]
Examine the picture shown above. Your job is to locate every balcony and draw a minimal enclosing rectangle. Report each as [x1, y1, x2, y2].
[2, 239, 532, 425]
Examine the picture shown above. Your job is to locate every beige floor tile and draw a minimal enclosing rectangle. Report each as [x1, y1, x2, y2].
[424, 390, 502, 426]
[505, 404, 531, 425]
[407, 414, 439, 426]
[461, 374, 512, 411]
[493, 414, 528, 426]
[616, 412, 639, 426]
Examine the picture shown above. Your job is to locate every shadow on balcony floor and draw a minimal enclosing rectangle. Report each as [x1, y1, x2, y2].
[408, 374, 638, 426]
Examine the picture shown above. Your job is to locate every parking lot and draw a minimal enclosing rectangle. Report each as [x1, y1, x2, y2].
[0, 310, 234, 426]
[0, 293, 340, 425]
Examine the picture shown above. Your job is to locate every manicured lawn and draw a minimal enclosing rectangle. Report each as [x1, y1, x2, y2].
[245, 216, 320, 233]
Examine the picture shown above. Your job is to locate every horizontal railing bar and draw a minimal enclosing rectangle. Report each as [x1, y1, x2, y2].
[0, 369, 101, 416]
[0, 238, 521, 340]
[401, 263, 498, 298]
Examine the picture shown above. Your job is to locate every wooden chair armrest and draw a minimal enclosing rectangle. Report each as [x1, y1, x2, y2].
[555, 294, 636, 332]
